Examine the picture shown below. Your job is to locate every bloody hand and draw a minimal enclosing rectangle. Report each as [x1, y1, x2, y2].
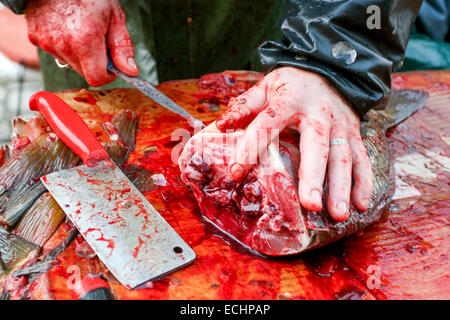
[25, 0, 138, 87]
[216, 67, 374, 221]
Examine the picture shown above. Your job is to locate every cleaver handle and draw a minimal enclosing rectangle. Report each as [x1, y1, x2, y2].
[29, 91, 109, 165]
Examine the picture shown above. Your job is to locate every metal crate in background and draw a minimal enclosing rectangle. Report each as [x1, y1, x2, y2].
[0, 52, 43, 144]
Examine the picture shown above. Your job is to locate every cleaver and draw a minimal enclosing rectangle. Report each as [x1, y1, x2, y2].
[29, 91, 196, 289]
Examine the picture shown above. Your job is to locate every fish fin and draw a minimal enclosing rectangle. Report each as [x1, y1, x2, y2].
[103, 110, 138, 166]
[0, 253, 6, 275]
[13, 193, 65, 247]
[364, 90, 429, 130]
[0, 227, 39, 274]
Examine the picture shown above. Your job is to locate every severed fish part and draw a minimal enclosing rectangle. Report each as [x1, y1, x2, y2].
[0, 134, 81, 228]
[179, 90, 429, 256]
[11, 115, 50, 155]
[13, 193, 65, 247]
[103, 110, 137, 166]
[0, 227, 39, 275]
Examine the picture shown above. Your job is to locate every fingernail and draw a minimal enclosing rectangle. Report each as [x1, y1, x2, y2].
[338, 201, 348, 215]
[128, 57, 137, 69]
[362, 197, 371, 210]
[230, 164, 244, 180]
[310, 189, 322, 205]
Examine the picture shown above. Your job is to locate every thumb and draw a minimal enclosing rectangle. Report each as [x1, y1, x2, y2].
[216, 81, 267, 132]
[107, 6, 139, 76]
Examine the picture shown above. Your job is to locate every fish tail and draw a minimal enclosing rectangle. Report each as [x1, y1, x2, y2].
[0, 253, 6, 275]
[13, 193, 65, 247]
[0, 227, 39, 275]
[103, 110, 138, 166]
[364, 90, 428, 130]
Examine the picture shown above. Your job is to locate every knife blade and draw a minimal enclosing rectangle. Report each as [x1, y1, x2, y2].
[29, 91, 196, 289]
[107, 57, 204, 127]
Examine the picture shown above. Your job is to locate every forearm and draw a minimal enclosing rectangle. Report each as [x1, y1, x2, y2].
[259, 0, 423, 116]
[1, 0, 28, 14]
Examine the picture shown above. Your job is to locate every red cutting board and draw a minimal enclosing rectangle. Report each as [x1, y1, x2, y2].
[28, 70, 450, 300]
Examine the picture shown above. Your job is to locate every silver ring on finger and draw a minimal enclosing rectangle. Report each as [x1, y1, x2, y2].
[55, 58, 70, 69]
[330, 137, 348, 145]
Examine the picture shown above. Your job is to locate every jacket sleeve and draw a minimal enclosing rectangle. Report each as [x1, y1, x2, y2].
[259, 0, 423, 116]
[1, 0, 28, 14]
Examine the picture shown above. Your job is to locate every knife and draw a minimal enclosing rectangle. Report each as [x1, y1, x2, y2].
[107, 55, 204, 127]
[29, 91, 196, 289]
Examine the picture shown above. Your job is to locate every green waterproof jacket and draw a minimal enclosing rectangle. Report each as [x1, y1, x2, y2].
[3, 0, 285, 91]
[3, 0, 448, 115]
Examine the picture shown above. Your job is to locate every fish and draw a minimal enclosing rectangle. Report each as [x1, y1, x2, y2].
[178, 90, 429, 256]
[102, 110, 138, 167]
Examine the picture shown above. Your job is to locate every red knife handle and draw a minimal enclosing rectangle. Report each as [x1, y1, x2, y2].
[29, 91, 109, 165]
